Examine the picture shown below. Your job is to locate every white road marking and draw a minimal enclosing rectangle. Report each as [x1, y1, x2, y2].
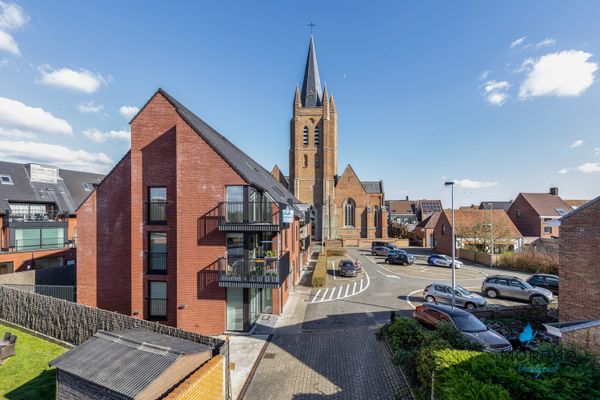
[353, 282, 357, 295]
[313, 289, 322, 302]
[360, 278, 364, 291]
[329, 286, 337, 300]
[345, 284, 350, 297]
[405, 289, 422, 309]
[309, 259, 371, 304]
[331, 261, 337, 280]
[321, 288, 329, 300]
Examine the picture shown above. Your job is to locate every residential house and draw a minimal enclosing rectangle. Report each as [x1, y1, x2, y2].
[558, 196, 600, 354]
[415, 200, 443, 221]
[564, 199, 589, 210]
[77, 89, 310, 335]
[409, 212, 440, 248]
[506, 187, 571, 239]
[386, 198, 417, 225]
[479, 201, 513, 212]
[0, 162, 103, 274]
[49, 329, 217, 400]
[433, 209, 522, 256]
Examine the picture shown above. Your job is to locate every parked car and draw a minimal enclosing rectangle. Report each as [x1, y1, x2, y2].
[371, 241, 391, 251]
[481, 275, 554, 304]
[372, 245, 393, 256]
[413, 303, 512, 352]
[526, 274, 559, 296]
[427, 254, 462, 269]
[385, 252, 414, 265]
[338, 260, 357, 277]
[423, 282, 487, 310]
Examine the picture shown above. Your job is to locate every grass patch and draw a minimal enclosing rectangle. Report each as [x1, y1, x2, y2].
[0, 323, 68, 400]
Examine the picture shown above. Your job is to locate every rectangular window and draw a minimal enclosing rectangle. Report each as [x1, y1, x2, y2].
[544, 226, 552, 234]
[148, 281, 167, 319]
[148, 232, 167, 273]
[148, 187, 167, 224]
[0, 262, 13, 274]
[14, 228, 63, 251]
[0, 175, 13, 185]
[225, 186, 245, 223]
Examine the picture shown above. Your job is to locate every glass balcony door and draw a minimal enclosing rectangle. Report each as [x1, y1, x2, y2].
[226, 288, 244, 331]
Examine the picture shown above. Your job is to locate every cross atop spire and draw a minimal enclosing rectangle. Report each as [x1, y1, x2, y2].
[300, 34, 323, 107]
[307, 20, 317, 33]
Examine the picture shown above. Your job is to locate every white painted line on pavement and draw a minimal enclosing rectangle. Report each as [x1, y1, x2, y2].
[321, 288, 329, 300]
[331, 261, 337, 280]
[345, 284, 350, 297]
[313, 289, 321, 302]
[328, 286, 337, 300]
[405, 289, 422, 310]
[352, 281, 357, 295]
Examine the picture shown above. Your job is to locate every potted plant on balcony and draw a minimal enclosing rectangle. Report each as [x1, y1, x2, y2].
[265, 250, 278, 259]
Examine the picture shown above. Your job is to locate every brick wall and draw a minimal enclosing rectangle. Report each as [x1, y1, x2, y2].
[562, 325, 600, 355]
[507, 194, 543, 237]
[165, 355, 225, 400]
[559, 199, 600, 322]
[0, 247, 75, 273]
[433, 211, 453, 255]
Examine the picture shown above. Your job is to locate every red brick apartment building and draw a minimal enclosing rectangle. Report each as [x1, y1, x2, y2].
[77, 89, 311, 334]
[0, 162, 103, 273]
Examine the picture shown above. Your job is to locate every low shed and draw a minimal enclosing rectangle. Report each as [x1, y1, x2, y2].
[49, 329, 212, 400]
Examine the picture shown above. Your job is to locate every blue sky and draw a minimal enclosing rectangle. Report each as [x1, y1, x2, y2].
[1, 1, 599, 206]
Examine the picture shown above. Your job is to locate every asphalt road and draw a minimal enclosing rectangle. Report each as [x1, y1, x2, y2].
[303, 247, 532, 330]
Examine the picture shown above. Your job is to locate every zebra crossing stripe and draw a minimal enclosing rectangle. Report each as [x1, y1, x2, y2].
[329, 286, 337, 300]
[313, 289, 321, 302]
[352, 282, 357, 295]
[345, 285, 350, 297]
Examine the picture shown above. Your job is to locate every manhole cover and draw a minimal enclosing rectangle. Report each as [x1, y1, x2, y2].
[263, 353, 276, 359]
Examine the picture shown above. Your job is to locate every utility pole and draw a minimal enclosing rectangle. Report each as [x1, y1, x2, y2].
[489, 203, 493, 268]
[445, 181, 456, 307]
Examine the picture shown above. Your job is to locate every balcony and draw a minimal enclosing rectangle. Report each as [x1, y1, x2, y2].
[1, 237, 72, 253]
[217, 201, 280, 232]
[217, 252, 290, 288]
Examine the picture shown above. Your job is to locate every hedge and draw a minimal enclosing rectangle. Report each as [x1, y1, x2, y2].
[311, 253, 328, 287]
[497, 250, 558, 275]
[326, 247, 347, 257]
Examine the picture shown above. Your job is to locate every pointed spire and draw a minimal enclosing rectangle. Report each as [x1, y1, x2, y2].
[294, 84, 301, 106]
[329, 94, 336, 112]
[322, 85, 329, 104]
[300, 35, 323, 107]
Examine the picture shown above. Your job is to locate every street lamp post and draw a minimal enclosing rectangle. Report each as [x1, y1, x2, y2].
[489, 203, 493, 269]
[445, 181, 456, 307]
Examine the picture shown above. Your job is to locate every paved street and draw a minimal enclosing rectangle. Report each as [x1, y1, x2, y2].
[243, 247, 533, 400]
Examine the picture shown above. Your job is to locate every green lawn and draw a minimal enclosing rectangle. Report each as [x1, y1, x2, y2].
[0, 324, 67, 400]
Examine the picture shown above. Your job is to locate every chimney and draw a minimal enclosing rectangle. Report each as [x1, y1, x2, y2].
[550, 187, 559, 196]
[405, 196, 409, 201]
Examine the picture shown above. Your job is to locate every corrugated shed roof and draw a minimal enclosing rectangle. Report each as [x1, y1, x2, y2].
[0, 161, 104, 215]
[520, 193, 572, 217]
[49, 330, 211, 398]
[157, 89, 301, 207]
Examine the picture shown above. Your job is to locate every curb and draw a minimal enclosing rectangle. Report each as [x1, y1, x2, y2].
[235, 333, 273, 400]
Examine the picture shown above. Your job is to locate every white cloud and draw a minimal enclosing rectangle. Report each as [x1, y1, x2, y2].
[557, 168, 568, 174]
[83, 128, 130, 143]
[453, 179, 499, 189]
[595, 147, 600, 156]
[576, 162, 600, 173]
[510, 36, 527, 49]
[119, 105, 139, 119]
[0, 1, 28, 56]
[570, 139, 583, 148]
[0, 140, 113, 173]
[0, 96, 72, 136]
[0, 127, 35, 138]
[486, 92, 509, 106]
[536, 38, 556, 49]
[0, 29, 18, 55]
[483, 80, 510, 106]
[519, 50, 598, 99]
[76, 101, 104, 114]
[38, 66, 108, 93]
[479, 70, 490, 80]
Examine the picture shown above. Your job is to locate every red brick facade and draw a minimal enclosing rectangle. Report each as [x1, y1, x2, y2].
[559, 197, 600, 323]
[77, 91, 307, 335]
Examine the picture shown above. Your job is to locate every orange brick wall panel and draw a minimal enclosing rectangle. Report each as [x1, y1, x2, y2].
[0, 248, 75, 273]
[173, 114, 245, 335]
[164, 355, 225, 400]
[433, 212, 453, 256]
[562, 326, 600, 355]
[559, 200, 600, 323]
[77, 154, 133, 313]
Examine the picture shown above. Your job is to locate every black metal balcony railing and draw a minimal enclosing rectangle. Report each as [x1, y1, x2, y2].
[8, 211, 64, 223]
[217, 252, 290, 288]
[14, 237, 68, 252]
[147, 201, 167, 224]
[148, 298, 167, 319]
[0, 284, 76, 302]
[217, 201, 280, 232]
[147, 252, 167, 274]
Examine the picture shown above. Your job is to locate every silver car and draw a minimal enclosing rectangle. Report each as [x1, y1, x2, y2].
[423, 282, 487, 310]
[372, 245, 394, 256]
[481, 275, 554, 304]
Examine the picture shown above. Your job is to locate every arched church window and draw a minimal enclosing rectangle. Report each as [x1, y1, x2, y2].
[314, 126, 320, 146]
[303, 154, 308, 168]
[374, 206, 379, 227]
[344, 199, 355, 227]
[303, 127, 309, 145]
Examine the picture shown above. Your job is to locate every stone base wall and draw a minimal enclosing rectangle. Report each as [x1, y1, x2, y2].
[562, 325, 600, 355]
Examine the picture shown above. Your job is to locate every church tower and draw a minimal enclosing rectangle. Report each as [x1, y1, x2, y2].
[289, 35, 338, 241]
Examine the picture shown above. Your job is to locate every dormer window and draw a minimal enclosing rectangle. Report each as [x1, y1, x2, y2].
[0, 175, 13, 185]
[82, 182, 94, 191]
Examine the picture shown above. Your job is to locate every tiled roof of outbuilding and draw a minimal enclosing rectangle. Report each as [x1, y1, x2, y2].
[518, 193, 572, 217]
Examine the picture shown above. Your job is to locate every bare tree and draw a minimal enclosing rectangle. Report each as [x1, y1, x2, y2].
[454, 213, 514, 253]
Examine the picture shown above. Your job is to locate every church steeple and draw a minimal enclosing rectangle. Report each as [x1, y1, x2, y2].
[300, 35, 323, 107]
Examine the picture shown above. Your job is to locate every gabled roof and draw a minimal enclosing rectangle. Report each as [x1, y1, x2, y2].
[563, 199, 589, 209]
[0, 161, 104, 215]
[388, 200, 416, 215]
[418, 211, 440, 229]
[300, 35, 323, 107]
[49, 329, 211, 399]
[479, 201, 512, 212]
[560, 195, 600, 221]
[361, 181, 383, 194]
[442, 209, 522, 238]
[417, 200, 443, 214]
[156, 89, 300, 206]
[518, 193, 572, 217]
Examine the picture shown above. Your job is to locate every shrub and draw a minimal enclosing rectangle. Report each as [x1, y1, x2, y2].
[326, 247, 347, 257]
[498, 250, 558, 274]
[311, 253, 328, 287]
